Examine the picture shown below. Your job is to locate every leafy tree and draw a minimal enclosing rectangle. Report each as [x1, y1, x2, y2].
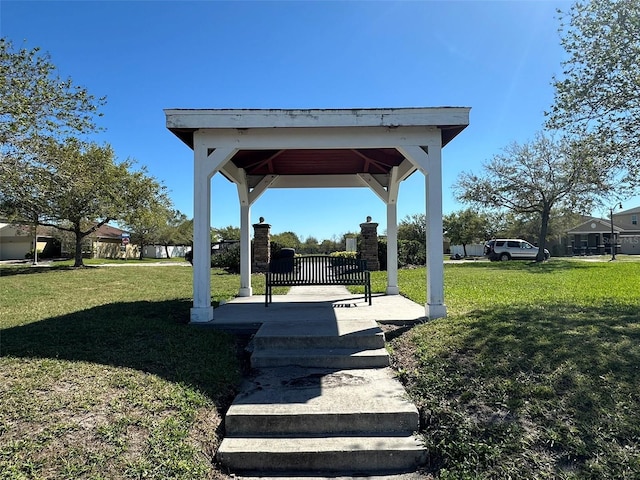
[271, 231, 301, 250]
[398, 240, 425, 267]
[155, 211, 192, 258]
[0, 38, 104, 156]
[396, 214, 427, 265]
[319, 238, 342, 254]
[398, 214, 426, 244]
[443, 209, 493, 257]
[455, 133, 606, 261]
[0, 39, 105, 262]
[213, 225, 241, 241]
[123, 194, 174, 260]
[300, 236, 320, 254]
[0, 153, 54, 264]
[14, 138, 167, 267]
[547, 0, 640, 192]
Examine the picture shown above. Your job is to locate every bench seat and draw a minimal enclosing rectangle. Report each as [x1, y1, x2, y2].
[265, 255, 372, 306]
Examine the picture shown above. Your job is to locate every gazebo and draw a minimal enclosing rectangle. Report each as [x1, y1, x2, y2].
[164, 108, 470, 323]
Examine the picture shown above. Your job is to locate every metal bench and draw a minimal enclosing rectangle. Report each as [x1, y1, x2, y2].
[265, 255, 372, 306]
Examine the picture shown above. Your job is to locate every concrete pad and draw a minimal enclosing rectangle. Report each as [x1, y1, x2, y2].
[205, 286, 426, 332]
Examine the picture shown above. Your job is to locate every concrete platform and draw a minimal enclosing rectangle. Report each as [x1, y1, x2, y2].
[201, 286, 427, 333]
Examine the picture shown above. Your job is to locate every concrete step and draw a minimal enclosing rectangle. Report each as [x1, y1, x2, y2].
[217, 435, 426, 475]
[225, 368, 418, 435]
[251, 347, 389, 369]
[253, 331, 385, 350]
[252, 319, 386, 350]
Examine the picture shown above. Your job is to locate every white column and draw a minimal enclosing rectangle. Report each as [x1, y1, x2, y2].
[386, 166, 400, 295]
[386, 201, 399, 295]
[238, 204, 252, 296]
[424, 145, 447, 319]
[191, 149, 214, 323]
[190, 141, 238, 323]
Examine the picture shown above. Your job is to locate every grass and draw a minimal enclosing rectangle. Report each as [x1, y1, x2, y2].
[2, 259, 639, 479]
[0, 264, 254, 480]
[371, 259, 640, 479]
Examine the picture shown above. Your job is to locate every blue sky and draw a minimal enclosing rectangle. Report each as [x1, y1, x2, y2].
[5, 0, 625, 241]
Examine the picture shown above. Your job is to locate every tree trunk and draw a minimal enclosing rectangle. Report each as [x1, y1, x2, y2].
[164, 244, 170, 259]
[462, 243, 468, 257]
[32, 223, 39, 265]
[73, 224, 84, 267]
[536, 206, 551, 262]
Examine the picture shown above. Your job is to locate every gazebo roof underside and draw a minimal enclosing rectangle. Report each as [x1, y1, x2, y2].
[166, 108, 470, 189]
[233, 148, 404, 175]
[230, 148, 409, 188]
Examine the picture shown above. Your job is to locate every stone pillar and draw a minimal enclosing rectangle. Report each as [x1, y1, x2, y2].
[252, 222, 271, 273]
[359, 216, 380, 271]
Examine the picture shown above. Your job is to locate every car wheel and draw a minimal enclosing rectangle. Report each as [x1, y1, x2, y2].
[500, 253, 510, 261]
[545, 252, 550, 260]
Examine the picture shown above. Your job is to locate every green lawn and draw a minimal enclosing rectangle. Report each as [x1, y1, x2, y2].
[2, 260, 639, 479]
[0, 264, 249, 480]
[374, 260, 640, 479]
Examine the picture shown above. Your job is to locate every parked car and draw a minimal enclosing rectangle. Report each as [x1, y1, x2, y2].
[484, 239, 550, 261]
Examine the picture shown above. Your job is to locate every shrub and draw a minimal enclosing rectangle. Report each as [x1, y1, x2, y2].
[378, 238, 387, 270]
[398, 240, 425, 266]
[211, 244, 240, 273]
[329, 251, 357, 259]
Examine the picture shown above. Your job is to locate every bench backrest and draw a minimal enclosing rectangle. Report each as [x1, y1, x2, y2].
[267, 255, 369, 285]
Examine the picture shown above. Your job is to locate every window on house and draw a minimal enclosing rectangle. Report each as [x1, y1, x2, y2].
[632, 214, 638, 225]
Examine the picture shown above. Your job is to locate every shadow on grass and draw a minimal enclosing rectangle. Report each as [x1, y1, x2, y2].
[459, 302, 640, 378]
[0, 265, 98, 276]
[411, 301, 640, 477]
[0, 299, 242, 406]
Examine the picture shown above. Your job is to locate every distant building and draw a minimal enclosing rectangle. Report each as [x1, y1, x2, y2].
[567, 207, 640, 255]
[0, 220, 58, 260]
[0, 221, 138, 260]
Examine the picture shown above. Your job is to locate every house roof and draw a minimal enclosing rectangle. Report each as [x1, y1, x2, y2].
[616, 206, 640, 215]
[567, 217, 623, 234]
[92, 224, 128, 240]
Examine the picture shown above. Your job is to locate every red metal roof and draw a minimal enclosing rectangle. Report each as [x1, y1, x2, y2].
[230, 148, 405, 176]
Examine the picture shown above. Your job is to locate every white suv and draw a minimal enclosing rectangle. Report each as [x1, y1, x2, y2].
[484, 239, 550, 261]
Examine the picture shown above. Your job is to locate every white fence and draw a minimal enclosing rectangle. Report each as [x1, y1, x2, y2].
[450, 243, 485, 257]
[142, 245, 189, 259]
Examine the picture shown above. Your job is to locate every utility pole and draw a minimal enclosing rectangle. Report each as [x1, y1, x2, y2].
[610, 203, 622, 260]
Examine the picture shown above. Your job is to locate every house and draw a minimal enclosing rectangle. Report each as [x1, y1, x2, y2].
[0, 221, 138, 260]
[567, 207, 640, 255]
[0, 220, 59, 260]
[67, 224, 138, 259]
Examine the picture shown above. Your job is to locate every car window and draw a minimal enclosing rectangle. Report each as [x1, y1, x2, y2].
[521, 242, 533, 249]
[496, 241, 505, 247]
[507, 241, 520, 248]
